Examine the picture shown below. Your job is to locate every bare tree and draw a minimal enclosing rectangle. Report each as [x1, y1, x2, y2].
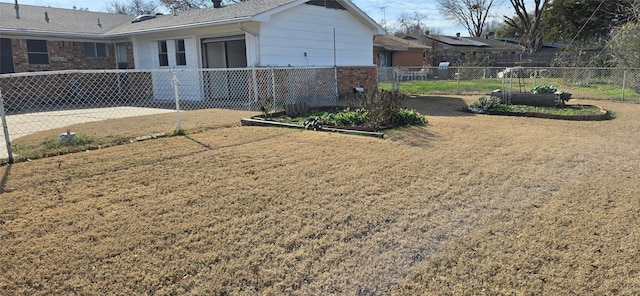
[437, 0, 497, 37]
[106, 0, 159, 15]
[504, 0, 550, 53]
[393, 12, 428, 36]
[160, 0, 246, 12]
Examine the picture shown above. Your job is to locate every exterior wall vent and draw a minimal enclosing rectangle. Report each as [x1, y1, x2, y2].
[132, 14, 156, 23]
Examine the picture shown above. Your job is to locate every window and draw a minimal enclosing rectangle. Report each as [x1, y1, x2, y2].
[158, 41, 168, 66]
[1, 38, 15, 73]
[175, 39, 186, 66]
[26, 39, 49, 65]
[201, 36, 247, 68]
[84, 42, 107, 57]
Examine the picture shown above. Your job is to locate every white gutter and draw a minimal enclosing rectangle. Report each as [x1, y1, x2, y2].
[0, 17, 253, 39]
[238, 22, 260, 66]
[107, 17, 253, 37]
[0, 29, 126, 41]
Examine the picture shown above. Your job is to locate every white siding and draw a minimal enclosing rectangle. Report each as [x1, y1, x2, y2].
[133, 35, 203, 101]
[259, 4, 374, 66]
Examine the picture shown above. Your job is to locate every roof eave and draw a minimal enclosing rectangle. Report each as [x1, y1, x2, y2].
[106, 17, 252, 37]
[0, 29, 121, 40]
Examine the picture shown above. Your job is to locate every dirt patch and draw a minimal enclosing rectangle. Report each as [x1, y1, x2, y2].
[1, 96, 639, 295]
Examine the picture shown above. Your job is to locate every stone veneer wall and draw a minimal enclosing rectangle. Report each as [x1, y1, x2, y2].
[9, 38, 134, 73]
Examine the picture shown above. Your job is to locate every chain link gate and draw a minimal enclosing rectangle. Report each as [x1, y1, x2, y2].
[0, 67, 338, 163]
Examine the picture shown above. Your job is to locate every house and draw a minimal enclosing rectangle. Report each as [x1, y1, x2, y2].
[373, 35, 430, 68]
[412, 33, 523, 67]
[0, 0, 385, 98]
[0, 3, 134, 73]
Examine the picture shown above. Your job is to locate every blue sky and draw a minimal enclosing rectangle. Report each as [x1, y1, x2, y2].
[351, 0, 521, 36]
[2, 0, 522, 36]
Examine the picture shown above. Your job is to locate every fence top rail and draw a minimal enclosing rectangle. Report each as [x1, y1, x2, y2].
[0, 66, 339, 79]
[378, 66, 640, 70]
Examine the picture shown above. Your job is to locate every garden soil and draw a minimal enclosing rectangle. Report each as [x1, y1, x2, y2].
[1, 96, 639, 295]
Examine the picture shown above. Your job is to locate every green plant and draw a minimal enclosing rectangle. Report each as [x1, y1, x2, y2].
[531, 84, 558, 94]
[558, 90, 572, 102]
[469, 96, 501, 110]
[326, 108, 368, 126]
[396, 108, 427, 126]
[530, 85, 572, 106]
[258, 97, 274, 119]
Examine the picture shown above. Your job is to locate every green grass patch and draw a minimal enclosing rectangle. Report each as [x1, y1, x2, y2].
[11, 134, 117, 160]
[380, 79, 504, 95]
[380, 78, 640, 102]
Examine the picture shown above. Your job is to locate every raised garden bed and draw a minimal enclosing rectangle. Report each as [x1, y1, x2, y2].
[240, 112, 384, 138]
[492, 91, 560, 107]
[510, 92, 558, 107]
[466, 104, 611, 121]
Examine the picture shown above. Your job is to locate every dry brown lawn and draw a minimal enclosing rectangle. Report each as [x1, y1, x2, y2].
[1, 96, 639, 295]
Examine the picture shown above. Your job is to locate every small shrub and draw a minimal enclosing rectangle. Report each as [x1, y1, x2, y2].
[558, 90, 572, 102]
[171, 128, 187, 136]
[258, 97, 274, 119]
[470, 96, 501, 110]
[362, 90, 406, 128]
[396, 108, 427, 126]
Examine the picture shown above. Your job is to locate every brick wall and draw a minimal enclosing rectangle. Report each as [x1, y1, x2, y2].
[9, 38, 134, 73]
[373, 49, 425, 68]
[392, 51, 425, 67]
[336, 66, 377, 98]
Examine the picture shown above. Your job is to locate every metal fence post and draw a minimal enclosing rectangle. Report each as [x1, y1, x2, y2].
[0, 89, 13, 164]
[270, 67, 278, 110]
[456, 67, 461, 95]
[171, 70, 182, 132]
[333, 66, 339, 105]
[622, 70, 627, 101]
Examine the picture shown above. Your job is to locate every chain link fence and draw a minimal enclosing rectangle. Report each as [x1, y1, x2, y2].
[0, 67, 337, 163]
[379, 66, 640, 101]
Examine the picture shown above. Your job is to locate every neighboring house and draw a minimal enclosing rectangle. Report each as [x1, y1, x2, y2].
[0, 0, 385, 97]
[410, 34, 523, 67]
[373, 35, 429, 68]
[0, 3, 134, 73]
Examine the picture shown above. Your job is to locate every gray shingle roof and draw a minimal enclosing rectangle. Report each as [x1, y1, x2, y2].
[0, 0, 384, 38]
[0, 2, 132, 37]
[106, 0, 299, 35]
[374, 35, 429, 51]
[427, 35, 490, 47]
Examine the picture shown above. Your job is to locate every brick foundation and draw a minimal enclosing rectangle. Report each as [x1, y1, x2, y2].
[336, 66, 378, 98]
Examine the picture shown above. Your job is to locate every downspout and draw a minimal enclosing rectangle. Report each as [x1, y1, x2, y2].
[238, 22, 259, 66]
[239, 22, 260, 105]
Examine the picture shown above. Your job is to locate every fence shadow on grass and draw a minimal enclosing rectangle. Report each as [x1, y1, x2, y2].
[0, 164, 11, 194]
[404, 96, 474, 117]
